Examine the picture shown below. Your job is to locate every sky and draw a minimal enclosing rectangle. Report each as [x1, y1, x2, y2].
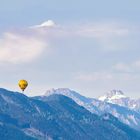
[0, 0, 140, 98]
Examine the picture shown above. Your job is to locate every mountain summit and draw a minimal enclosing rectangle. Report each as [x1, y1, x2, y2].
[98, 90, 140, 112]
[98, 90, 127, 103]
[45, 88, 74, 96]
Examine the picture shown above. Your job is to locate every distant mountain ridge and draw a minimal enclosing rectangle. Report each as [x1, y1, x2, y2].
[44, 88, 140, 130]
[99, 90, 126, 101]
[0, 88, 140, 140]
[99, 90, 140, 112]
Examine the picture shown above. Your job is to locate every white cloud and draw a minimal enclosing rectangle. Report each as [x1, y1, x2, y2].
[112, 59, 140, 73]
[32, 20, 130, 38]
[0, 20, 133, 64]
[75, 71, 140, 93]
[74, 22, 130, 51]
[112, 63, 131, 72]
[76, 23, 129, 38]
[76, 72, 113, 82]
[0, 32, 46, 64]
[0, 20, 58, 64]
[133, 60, 140, 68]
[30, 20, 132, 52]
[31, 20, 56, 28]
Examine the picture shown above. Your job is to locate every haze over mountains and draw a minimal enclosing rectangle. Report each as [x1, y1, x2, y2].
[0, 88, 140, 140]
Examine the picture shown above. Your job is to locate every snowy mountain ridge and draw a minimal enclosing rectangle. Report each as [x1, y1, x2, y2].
[45, 88, 93, 106]
[99, 90, 126, 101]
[98, 90, 140, 112]
[44, 88, 140, 130]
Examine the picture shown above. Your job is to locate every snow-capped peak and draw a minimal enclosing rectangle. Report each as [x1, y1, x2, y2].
[99, 90, 126, 102]
[98, 90, 140, 112]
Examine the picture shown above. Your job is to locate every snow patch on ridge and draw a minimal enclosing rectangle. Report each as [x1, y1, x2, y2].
[99, 90, 126, 102]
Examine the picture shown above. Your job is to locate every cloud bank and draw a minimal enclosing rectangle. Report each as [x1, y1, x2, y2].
[0, 20, 133, 64]
[0, 32, 46, 64]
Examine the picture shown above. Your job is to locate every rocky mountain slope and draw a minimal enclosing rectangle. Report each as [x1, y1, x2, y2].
[0, 88, 140, 139]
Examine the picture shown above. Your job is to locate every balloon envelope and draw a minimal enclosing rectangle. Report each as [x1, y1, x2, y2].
[18, 80, 28, 92]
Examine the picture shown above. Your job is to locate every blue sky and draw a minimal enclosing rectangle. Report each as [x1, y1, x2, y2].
[0, 0, 140, 98]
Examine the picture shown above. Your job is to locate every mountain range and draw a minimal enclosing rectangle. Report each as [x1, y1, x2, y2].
[43, 88, 140, 130]
[0, 88, 140, 140]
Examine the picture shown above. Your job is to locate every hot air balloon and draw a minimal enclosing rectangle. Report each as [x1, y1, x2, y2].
[18, 80, 28, 92]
